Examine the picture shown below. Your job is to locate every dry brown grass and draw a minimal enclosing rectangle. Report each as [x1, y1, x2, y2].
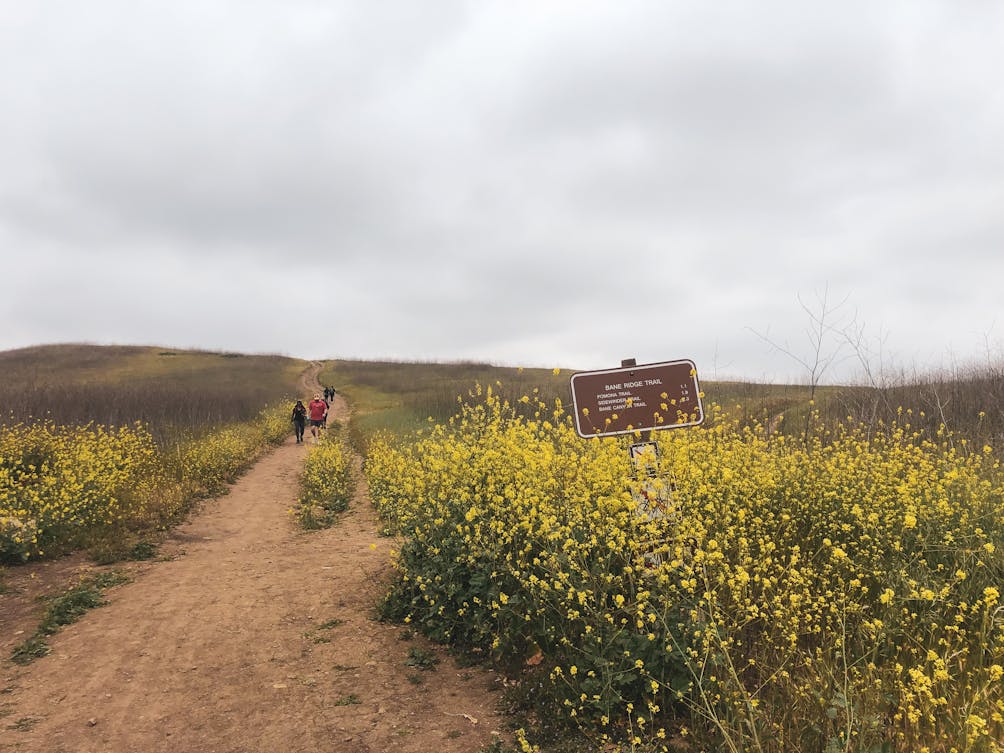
[830, 361, 1004, 446]
[0, 344, 305, 441]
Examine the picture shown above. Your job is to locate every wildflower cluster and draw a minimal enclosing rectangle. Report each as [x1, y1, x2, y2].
[0, 421, 161, 561]
[1, 403, 292, 562]
[298, 432, 353, 529]
[365, 386, 1004, 752]
[164, 402, 290, 498]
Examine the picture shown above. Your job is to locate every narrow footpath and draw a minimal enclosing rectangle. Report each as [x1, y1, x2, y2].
[1, 372, 506, 753]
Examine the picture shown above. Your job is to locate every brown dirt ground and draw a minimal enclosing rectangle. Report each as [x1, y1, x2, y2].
[1, 366, 508, 753]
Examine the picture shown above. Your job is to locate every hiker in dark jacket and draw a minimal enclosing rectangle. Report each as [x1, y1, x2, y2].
[291, 400, 307, 443]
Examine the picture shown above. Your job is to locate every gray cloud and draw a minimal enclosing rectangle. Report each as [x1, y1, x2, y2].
[2, 0, 1003, 380]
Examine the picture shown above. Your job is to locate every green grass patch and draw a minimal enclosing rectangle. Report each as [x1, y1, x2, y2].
[404, 646, 439, 671]
[302, 617, 344, 644]
[9, 637, 50, 666]
[6, 716, 38, 732]
[88, 537, 160, 565]
[10, 570, 129, 665]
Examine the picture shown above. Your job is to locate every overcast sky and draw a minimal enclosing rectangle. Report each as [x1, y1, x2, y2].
[1, 1, 1002, 383]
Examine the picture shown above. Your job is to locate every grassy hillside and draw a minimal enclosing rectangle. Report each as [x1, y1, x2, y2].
[0, 344, 305, 441]
[319, 358, 828, 449]
[1, 344, 302, 563]
[319, 359, 569, 444]
[6, 344, 997, 449]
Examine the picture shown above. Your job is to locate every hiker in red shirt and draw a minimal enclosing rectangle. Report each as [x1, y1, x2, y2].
[307, 393, 328, 444]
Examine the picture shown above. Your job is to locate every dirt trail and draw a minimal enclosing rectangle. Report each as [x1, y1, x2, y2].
[1, 366, 506, 753]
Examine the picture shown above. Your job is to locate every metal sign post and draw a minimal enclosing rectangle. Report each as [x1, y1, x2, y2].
[570, 358, 704, 568]
[629, 440, 673, 521]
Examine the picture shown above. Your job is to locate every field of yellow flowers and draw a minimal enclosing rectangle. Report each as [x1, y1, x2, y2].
[1, 404, 290, 562]
[365, 386, 1004, 752]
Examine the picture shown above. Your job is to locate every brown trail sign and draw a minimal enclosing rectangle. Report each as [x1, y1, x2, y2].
[569, 359, 704, 438]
